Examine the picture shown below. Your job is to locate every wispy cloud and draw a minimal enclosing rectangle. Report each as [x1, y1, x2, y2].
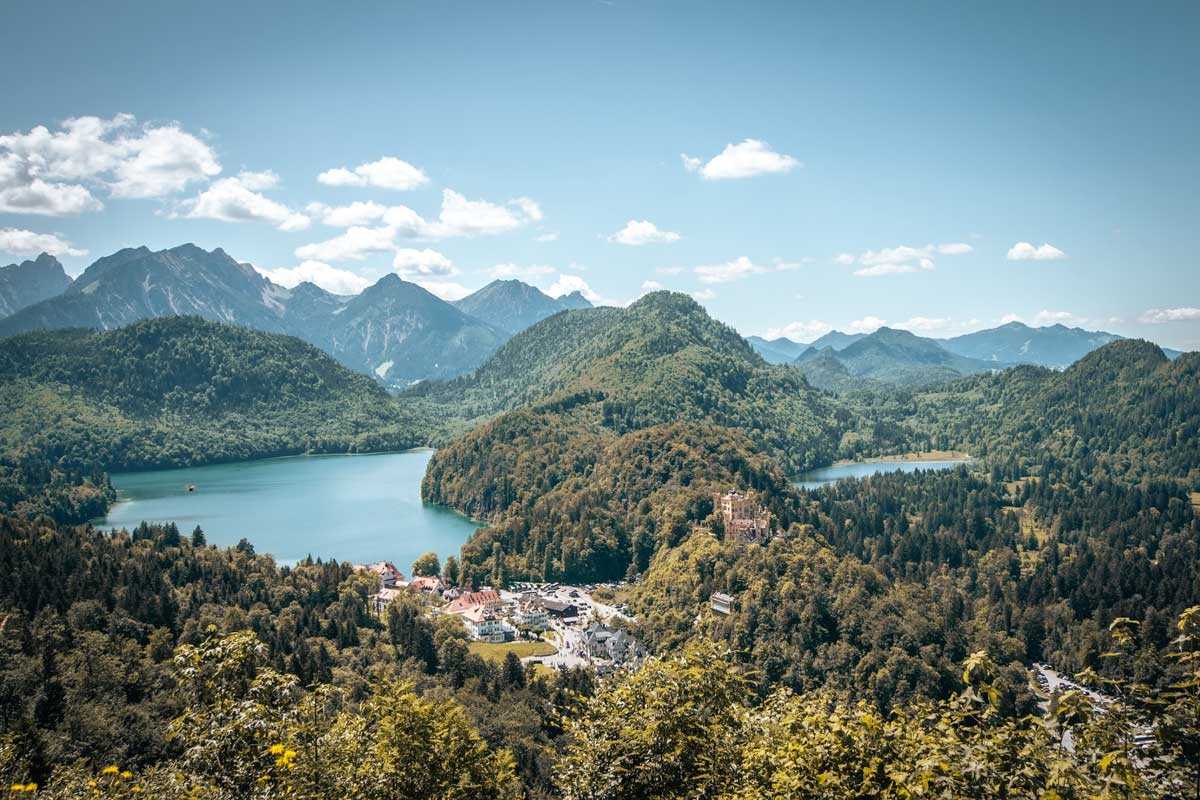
[836, 242, 973, 277]
[1139, 307, 1200, 323]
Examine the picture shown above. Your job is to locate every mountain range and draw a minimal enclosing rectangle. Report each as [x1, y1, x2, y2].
[750, 320, 1185, 386]
[453, 279, 592, 335]
[793, 327, 1003, 389]
[0, 245, 591, 390]
[0, 253, 72, 318]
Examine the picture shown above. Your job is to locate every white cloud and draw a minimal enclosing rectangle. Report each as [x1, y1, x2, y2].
[0, 114, 218, 214]
[773, 257, 811, 272]
[308, 200, 388, 227]
[257, 260, 372, 295]
[691, 288, 717, 302]
[641, 280, 665, 291]
[181, 170, 309, 231]
[294, 188, 542, 262]
[490, 263, 556, 280]
[681, 139, 800, 180]
[423, 189, 538, 238]
[546, 273, 604, 304]
[109, 123, 222, 198]
[937, 243, 973, 255]
[0, 176, 101, 216]
[1139, 307, 1200, 324]
[1007, 242, 1066, 261]
[854, 261, 933, 277]
[609, 219, 681, 246]
[838, 242, 972, 277]
[1033, 309, 1081, 326]
[392, 247, 456, 279]
[535, 231, 559, 242]
[656, 266, 686, 275]
[295, 225, 397, 261]
[892, 316, 953, 334]
[764, 319, 834, 342]
[847, 316, 888, 334]
[317, 156, 429, 191]
[417, 281, 472, 301]
[511, 197, 543, 222]
[695, 256, 760, 284]
[0, 227, 87, 258]
[998, 312, 1024, 325]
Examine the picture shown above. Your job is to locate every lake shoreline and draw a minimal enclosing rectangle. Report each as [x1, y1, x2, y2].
[830, 450, 971, 468]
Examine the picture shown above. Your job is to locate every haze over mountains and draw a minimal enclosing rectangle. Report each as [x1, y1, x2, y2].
[750, 319, 1186, 388]
[0, 245, 592, 390]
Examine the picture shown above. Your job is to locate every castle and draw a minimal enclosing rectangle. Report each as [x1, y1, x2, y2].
[713, 489, 771, 544]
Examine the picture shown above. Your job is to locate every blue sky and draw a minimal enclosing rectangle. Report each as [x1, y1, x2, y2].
[1, 1, 1198, 348]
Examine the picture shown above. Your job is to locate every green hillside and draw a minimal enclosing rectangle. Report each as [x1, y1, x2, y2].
[0, 316, 430, 520]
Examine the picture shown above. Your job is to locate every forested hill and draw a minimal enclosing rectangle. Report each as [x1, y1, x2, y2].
[421, 292, 847, 583]
[0, 317, 429, 520]
[909, 339, 1200, 482]
[414, 292, 842, 468]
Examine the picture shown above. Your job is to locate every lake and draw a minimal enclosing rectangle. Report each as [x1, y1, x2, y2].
[794, 458, 972, 490]
[93, 450, 480, 568]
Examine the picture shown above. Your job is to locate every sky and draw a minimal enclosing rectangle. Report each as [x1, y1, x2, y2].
[1, 1, 1198, 349]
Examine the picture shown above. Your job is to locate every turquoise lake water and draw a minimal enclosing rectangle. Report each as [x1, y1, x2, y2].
[93, 450, 480, 568]
[794, 459, 972, 490]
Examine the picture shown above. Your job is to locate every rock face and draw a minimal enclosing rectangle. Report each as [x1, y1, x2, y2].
[0, 253, 72, 318]
[453, 279, 593, 335]
[0, 244, 507, 389]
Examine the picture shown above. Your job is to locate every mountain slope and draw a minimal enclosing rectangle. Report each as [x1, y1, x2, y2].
[417, 292, 840, 466]
[942, 321, 1121, 367]
[323, 274, 506, 385]
[0, 316, 429, 474]
[795, 327, 1000, 388]
[0, 244, 508, 389]
[0, 253, 72, 317]
[453, 279, 592, 335]
[809, 330, 867, 351]
[747, 335, 811, 364]
[0, 244, 286, 336]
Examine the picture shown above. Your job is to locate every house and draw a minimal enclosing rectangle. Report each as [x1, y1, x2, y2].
[407, 576, 446, 595]
[369, 586, 404, 616]
[711, 592, 734, 615]
[713, 490, 771, 544]
[354, 561, 406, 588]
[513, 602, 550, 631]
[447, 589, 504, 614]
[582, 622, 645, 664]
[536, 597, 579, 618]
[461, 606, 508, 643]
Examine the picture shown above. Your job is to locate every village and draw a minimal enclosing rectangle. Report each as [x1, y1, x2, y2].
[354, 488, 775, 676]
[355, 560, 648, 674]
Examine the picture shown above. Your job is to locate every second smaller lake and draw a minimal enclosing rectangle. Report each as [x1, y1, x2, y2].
[794, 459, 972, 490]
